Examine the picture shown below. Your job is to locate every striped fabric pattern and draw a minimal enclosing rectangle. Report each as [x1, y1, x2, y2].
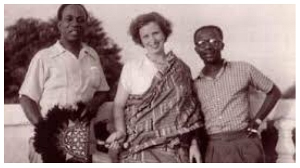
[121, 52, 203, 162]
[194, 61, 273, 135]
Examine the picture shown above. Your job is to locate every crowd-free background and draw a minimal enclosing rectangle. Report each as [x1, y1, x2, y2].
[3, 3, 296, 164]
[4, 4, 295, 93]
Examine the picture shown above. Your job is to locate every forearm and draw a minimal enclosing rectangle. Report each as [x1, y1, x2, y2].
[113, 105, 126, 133]
[255, 85, 281, 120]
[84, 91, 109, 119]
[19, 95, 43, 126]
[112, 83, 128, 134]
[91, 91, 108, 108]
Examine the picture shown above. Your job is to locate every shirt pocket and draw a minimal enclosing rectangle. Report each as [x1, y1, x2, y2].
[45, 65, 66, 89]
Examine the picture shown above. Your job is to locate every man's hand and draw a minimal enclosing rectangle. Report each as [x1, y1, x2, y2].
[247, 118, 261, 138]
[247, 85, 281, 138]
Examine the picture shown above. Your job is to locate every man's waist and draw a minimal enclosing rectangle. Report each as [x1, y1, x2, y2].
[205, 120, 248, 134]
[207, 128, 249, 141]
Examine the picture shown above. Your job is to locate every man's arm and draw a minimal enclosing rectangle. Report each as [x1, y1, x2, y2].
[189, 138, 202, 163]
[89, 91, 108, 111]
[248, 63, 282, 122]
[254, 84, 281, 121]
[19, 95, 43, 126]
[84, 91, 109, 120]
[180, 128, 203, 163]
[249, 84, 281, 131]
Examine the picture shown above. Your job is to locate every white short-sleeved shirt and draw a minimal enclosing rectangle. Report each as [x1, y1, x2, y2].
[19, 41, 110, 116]
[120, 56, 158, 95]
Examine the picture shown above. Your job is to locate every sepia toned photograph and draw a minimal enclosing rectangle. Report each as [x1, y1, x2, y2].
[4, 4, 295, 163]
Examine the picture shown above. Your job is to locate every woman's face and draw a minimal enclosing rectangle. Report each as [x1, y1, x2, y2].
[139, 21, 166, 55]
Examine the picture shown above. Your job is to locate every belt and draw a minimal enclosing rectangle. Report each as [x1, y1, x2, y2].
[208, 129, 248, 141]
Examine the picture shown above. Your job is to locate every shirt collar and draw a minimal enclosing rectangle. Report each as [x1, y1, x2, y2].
[197, 59, 228, 80]
[80, 43, 98, 60]
[50, 41, 96, 60]
[144, 50, 176, 66]
[49, 41, 66, 58]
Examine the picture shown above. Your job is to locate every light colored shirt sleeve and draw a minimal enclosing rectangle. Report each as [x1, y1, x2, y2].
[120, 62, 132, 94]
[248, 63, 274, 93]
[94, 53, 110, 92]
[19, 54, 45, 103]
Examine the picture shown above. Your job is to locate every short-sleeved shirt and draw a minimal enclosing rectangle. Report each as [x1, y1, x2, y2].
[120, 55, 158, 95]
[19, 41, 109, 116]
[194, 60, 273, 135]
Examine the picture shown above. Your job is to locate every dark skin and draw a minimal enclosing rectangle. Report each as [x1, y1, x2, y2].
[20, 5, 108, 126]
[19, 95, 43, 126]
[81, 91, 108, 122]
[194, 27, 281, 135]
[194, 28, 224, 78]
[57, 4, 87, 58]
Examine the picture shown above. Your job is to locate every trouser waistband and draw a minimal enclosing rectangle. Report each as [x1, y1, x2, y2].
[208, 129, 249, 141]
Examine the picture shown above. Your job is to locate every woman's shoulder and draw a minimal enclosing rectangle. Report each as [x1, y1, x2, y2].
[123, 57, 146, 70]
[171, 54, 191, 73]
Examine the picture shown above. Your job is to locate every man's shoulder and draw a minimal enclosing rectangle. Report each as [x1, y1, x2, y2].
[33, 43, 58, 60]
[82, 43, 99, 59]
[82, 44, 96, 53]
[227, 61, 253, 70]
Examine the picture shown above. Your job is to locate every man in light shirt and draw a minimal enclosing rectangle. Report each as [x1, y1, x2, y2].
[19, 4, 109, 162]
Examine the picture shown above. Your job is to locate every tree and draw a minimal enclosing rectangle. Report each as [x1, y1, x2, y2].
[4, 15, 123, 103]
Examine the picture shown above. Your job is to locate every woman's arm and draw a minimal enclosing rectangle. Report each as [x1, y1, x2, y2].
[113, 82, 129, 134]
[106, 82, 129, 144]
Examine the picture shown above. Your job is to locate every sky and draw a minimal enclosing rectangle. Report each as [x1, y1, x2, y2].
[4, 4, 295, 92]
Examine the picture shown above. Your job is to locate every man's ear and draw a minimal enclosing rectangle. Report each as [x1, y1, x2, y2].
[219, 42, 225, 51]
[194, 46, 200, 54]
[57, 21, 62, 32]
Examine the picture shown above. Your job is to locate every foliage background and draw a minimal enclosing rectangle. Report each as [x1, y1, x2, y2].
[4, 15, 123, 103]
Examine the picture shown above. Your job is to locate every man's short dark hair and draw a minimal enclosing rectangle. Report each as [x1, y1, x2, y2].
[57, 4, 89, 21]
[193, 25, 223, 44]
[129, 12, 172, 46]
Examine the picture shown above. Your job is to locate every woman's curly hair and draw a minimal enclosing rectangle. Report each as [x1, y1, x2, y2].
[129, 12, 172, 46]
